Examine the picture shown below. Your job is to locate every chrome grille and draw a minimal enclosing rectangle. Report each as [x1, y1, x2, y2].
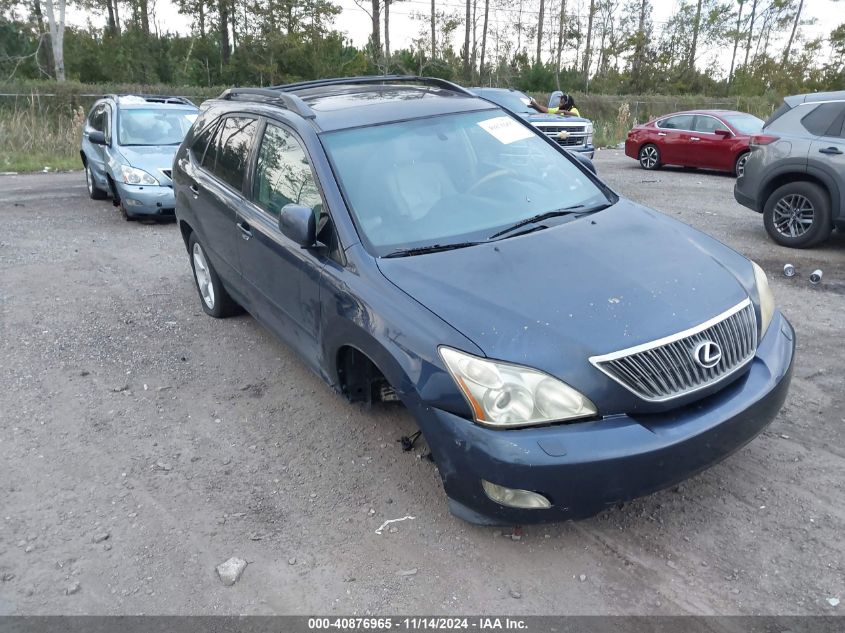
[535, 125, 586, 133]
[590, 299, 757, 402]
[554, 136, 586, 147]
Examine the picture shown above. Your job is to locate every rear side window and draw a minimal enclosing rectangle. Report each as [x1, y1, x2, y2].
[764, 102, 792, 128]
[202, 116, 258, 190]
[801, 103, 845, 136]
[191, 121, 219, 163]
[252, 123, 322, 218]
[657, 115, 694, 130]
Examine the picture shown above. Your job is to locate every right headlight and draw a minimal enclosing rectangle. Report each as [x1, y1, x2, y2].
[439, 347, 597, 428]
[751, 261, 775, 336]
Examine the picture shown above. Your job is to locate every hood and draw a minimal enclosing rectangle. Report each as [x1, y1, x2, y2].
[376, 200, 755, 410]
[117, 145, 179, 183]
[516, 112, 592, 125]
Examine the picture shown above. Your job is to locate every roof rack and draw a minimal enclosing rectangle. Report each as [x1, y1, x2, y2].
[272, 75, 475, 97]
[217, 87, 316, 119]
[104, 94, 196, 106]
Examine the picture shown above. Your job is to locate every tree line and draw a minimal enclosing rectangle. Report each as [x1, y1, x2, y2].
[2, 0, 844, 96]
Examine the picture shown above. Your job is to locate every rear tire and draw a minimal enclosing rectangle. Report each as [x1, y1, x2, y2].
[188, 233, 241, 318]
[734, 152, 750, 178]
[85, 164, 108, 200]
[638, 144, 661, 170]
[763, 181, 832, 248]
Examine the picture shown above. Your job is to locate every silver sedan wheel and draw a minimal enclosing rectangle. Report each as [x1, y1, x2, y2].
[639, 146, 658, 169]
[85, 166, 93, 195]
[736, 153, 749, 177]
[772, 193, 814, 238]
[192, 243, 215, 309]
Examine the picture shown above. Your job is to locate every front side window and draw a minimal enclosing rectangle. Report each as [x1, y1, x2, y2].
[322, 110, 611, 256]
[721, 113, 764, 135]
[203, 116, 258, 191]
[253, 124, 322, 218]
[657, 115, 694, 130]
[88, 104, 105, 132]
[693, 116, 729, 134]
[118, 108, 198, 146]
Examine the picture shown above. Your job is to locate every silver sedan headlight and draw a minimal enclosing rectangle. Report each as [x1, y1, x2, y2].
[751, 261, 775, 336]
[439, 347, 597, 428]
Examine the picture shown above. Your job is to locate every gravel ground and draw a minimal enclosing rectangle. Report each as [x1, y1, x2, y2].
[1, 150, 843, 615]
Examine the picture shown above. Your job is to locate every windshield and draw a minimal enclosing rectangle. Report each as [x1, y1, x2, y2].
[118, 108, 198, 146]
[722, 113, 764, 135]
[322, 110, 611, 256]
[479, 90, 533, 114]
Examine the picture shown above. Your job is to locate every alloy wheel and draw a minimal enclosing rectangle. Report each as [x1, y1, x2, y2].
[772, 194, 814, 239]
[640, 146, 658, 169]
[192, 243, 215, 309]
[736, 153, 749, 177]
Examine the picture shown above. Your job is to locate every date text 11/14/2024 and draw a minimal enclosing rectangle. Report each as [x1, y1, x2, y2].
[307, 618, 528, 630]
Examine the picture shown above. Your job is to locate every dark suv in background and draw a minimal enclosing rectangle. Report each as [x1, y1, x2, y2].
[173, 76, 793, 525]
[735, 91, 845, 248]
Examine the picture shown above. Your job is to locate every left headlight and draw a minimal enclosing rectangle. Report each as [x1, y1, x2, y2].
[120, 165, 159, 185]
[584, 122, 594, 134]
[751, 261, 775, 336]
[439, 347, 597, 428]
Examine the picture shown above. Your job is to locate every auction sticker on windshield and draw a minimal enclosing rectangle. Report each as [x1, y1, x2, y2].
[477, 116, 535, 144]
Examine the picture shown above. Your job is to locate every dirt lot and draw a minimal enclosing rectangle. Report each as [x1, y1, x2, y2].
[1, 150, 843, 616]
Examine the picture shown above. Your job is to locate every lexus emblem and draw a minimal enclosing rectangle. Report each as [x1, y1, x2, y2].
[694, 341, 722, 369]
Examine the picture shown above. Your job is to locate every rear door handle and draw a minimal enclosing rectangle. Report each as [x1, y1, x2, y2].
[237, 221, 252, 240]
[819, 146, 843, 155]
[690, 136, 700, 141]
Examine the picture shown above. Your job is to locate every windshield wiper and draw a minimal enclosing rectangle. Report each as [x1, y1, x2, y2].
[382, 241, 481, 258]
[488, 203, 610, 240]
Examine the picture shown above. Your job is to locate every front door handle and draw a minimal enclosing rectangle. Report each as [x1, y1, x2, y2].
[690, 136, 700, 141]
[819, 146, 843, 155]
[657, 132, 667, 137]
[237, 221, 252, 241]
[189, 183, 199, 196]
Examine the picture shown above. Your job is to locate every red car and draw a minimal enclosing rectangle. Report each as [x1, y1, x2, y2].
[625, 110, 764, 177]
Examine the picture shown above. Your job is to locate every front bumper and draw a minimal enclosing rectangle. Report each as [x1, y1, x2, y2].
[114, 181, 176, 215]
[569, 144, 594, 159]
[414, 311, 795, 525]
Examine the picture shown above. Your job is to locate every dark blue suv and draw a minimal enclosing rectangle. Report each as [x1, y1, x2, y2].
[173, 76, 794, 525]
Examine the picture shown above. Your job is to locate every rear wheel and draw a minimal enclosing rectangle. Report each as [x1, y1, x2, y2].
[85, 164, 108, 200]
[638, 144, 661, 170]
[763, 182, 832, 248]
[188, 233, 241, 317]
[734, 152, 750, 178]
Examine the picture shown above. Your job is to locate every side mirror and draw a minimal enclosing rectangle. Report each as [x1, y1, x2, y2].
[279, 203, 317, 248]
[88, 130, 107, 145]
[714, 129, 732, 138]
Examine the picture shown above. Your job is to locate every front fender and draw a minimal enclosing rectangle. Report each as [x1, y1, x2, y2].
[318, 245, 482, 417]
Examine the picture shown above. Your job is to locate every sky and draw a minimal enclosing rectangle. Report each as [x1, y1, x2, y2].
[67, 0, 840, 77]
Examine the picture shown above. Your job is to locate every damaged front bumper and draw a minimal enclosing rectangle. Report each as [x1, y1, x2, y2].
[411, 310, 795, 525]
